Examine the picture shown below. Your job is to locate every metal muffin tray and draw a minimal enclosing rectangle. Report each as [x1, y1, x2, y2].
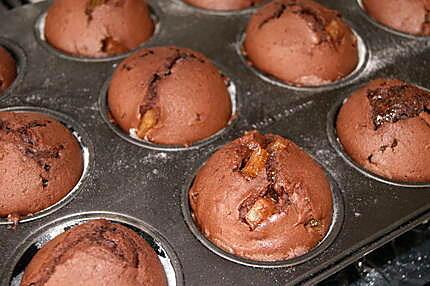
[0, 0, 429, 285]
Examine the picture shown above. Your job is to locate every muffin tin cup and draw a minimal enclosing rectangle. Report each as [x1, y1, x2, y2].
[1, 1, 430, 285]
[236, 27, 370, 93]
[171, 0, 271, 16]
[181, 162, 345, 268]
[98, 69, 239, 152]
[327, 88, 430, 189]
[33, 4, 162, 63]
[1, 211, 184, 286]
[0, 106, 94, 225]
[0, 38, 27, 102]
[356, 0, 430, 40]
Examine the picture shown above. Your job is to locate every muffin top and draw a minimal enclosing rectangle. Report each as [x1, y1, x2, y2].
[21, 220, 167, 286]
[362, 0, 430, 36]
[0, 112, 83, 220]
[336, 79, 430, 183]
[44, 0, 154, 58]
[0, 46, 17, 93]
[108, 46, 232, 146]
[190, 131, 333, 261]
[244, 0, 358, 86]
[183, 0, 264, 11]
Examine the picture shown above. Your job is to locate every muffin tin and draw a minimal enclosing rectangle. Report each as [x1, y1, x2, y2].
[0, 0, 429, 285]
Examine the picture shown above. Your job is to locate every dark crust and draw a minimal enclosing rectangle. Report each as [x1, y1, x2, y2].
[138, 48, 206, 128]
[366, 82, 430, 129]
[423, 7, 430, 34]
[85, 0, 108, 22]
[258, 2, 290, 29]
[0, 119, 64, 188]
[26, 221, 142, 286]
[84, 0, 129, 54]
[85, 0, 125, 22]
[257, 0, 336, 44]
[120, 50, 154, 71]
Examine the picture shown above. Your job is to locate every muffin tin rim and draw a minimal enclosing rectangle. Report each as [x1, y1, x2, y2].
[98, 63, 239, 152]
[33, 3, 162, 63]
[170, 0, 271, 16]
[0, 38, 27, 103]
[180, 138, 345, 268]
[326, 82, 430, 188]
[235, 20, 370, 92]
[1, 211, 185, 286]
[0, 106, 95, 225]
[356, 0, 430, 40]
[1, 1, 429, 284]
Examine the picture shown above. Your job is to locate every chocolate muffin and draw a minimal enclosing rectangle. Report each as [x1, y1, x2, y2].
[244, 0, 359, 86]
[0, 112, 83, 221]
[0, 46, 17, 93]
[21, 220, 167, 286]
[183, 0, 264, 11]
[362, 0, 430, 36]
[108, 46, 232, 146]
[44, 0, 154, 58]
[189, 131, 333, 261]
[336, 79, 430, 183]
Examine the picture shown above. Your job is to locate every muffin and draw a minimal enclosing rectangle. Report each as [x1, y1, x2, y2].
[189, 131, 333, 261]
[183, 0, 264, 11]
[108, 46, 232, 146]
[44, 0, 154, 58]
[336, 79, 430, 183]
[0, 46, 17, 93]
[362, 0, 430, 36]
[0, 112, 83, 221]
[244, 0, 359, 86]
[21, 220, 167, 286]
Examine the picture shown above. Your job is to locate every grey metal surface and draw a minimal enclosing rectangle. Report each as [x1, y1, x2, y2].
[0, 0, 429, 285]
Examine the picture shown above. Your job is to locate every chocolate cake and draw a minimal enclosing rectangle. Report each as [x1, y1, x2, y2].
[21, 219, 167, 286]
[336, 79, 430, 183]
[0, 112, 83, 221]
[0, 46, 17, 93]
[44, 0, 154, 58]
[244, 0, 359, 86]
[189, 131, 333, 261]
[108, 46, 232, 146]
[183, 0, 264, 11]
[362, 0, 430, 36]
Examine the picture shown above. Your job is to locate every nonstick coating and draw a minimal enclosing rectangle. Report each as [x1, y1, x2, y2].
[0, 1, 429, 285]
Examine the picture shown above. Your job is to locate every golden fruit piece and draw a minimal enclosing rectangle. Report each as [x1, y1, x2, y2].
[325, 20, 345, 42]
[241, 146, 269, 178]
[101, 37, 127, 55]
[268, 139, 287, 152]
[307, 218, 321, 228]
[137, 109, 158, 138]
[245, 198, 277, 230]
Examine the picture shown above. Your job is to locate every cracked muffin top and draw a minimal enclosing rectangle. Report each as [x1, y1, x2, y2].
[336, 79, 430, 183]
[244, 0, 358, 86]
[0, 112, 83, 222]
[108, 46, 232, 146]
[0, 46, 17, 93]
[21, 219, 167, 286]
[183, 0, 264, 11]
[189, 131, 333, 261]
[44, 0, 154, 58]
[362, 0, 430, 36]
